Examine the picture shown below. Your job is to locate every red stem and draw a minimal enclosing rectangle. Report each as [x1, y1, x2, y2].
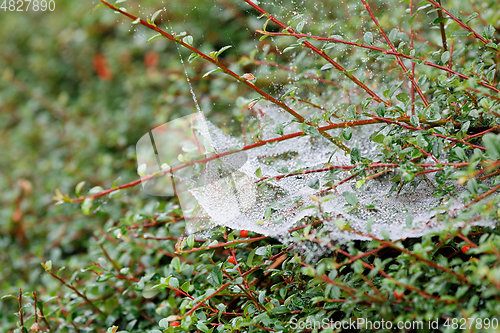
[98, 1, 349, 153]
[360, 0, 429, 107]
[257, 31, 499, 94]
[242, 0, 389, 106]
[426, 0, 491, 45]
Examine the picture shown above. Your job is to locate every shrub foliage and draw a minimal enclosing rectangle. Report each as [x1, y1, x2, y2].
[1, 0, 500, 332]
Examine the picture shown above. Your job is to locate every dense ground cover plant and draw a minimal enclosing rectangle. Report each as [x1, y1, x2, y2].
[1, 0, 500, 332]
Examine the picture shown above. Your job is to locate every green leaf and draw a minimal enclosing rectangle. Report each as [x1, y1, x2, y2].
[158, 319, 170, 329]
[295, 20, 305, 33]
[465, 12, 479, 24]
[322, 42, 336, 50]
[485, 42, 498, 49]
[467, 178, 478, 195]
[417, 74, 427, 86]
[396, 92, 410, 103]
[433, 17, 446, 25]
[287, 14, 303, 26]
[247, 248, 257, 267]
[181, 281, 190, 293]
[327, 23, 339, 37]
[275, 123, 284, 136]
[408, 13, 417, 26]
[441, 51, 450, 64]
[343, 127, 352, 140]
[106, 326, 118, 333]
[97, 273, 116, 282]
[271, 305, 290, 314]
[483, 133, 500, 160]
[454, 146, 466, 160]
[350, 147, 360, 162]
[281, 87, 298, 101]
[91, 4, 105, 14]
[131, 18, 140, 25]
[188, 53, 200, 63]
[410, 115, 420, 127]
[75, 181, 85, 197]
[364, 31, 373, 45]
[388, 81, 403, 99]
[259, 290, 266, 304]
[171, 257, 181, 271]
[81, 198, 93, 215]
[456, 285, 469, 299]
[1, 294, 18, 301]
[187, 234, 195, 248]
[320, 63, 334, 70]
[461, 121, 470, 134]
[283, 44, 300, 53]
[450, 30, 471, 37]
[255, 167, 262, 178]
[147, 33, 162, 43]
[343, 192, 358, 206]
[168, 277, 179, 289]
[303, 125, 320, 137]
[389, 28, 398, 43]
[307, 178, 320, 190]
[211, 266, 223, 286]
[215, 45, 232, 58]
[483, 24, 495, 40]
[151, 9, 163, 24]
[89, 186, 103, 194]
[43, 260, 52, 271]
[376, 103, 386, 117]
[203, 68, 223, 78]
[183, 36, 193, 46]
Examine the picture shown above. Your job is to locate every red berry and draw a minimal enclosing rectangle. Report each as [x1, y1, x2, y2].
[393, 290, 404, 299]
[228, 255, 237, 265]
[97, 66, 113, 81]
[240, 230, 249, 238]
[170, 321, 180, 327]
[144, 50, 160, 68]
[462, 245, 472, 254]
[92, 53, 107, 70]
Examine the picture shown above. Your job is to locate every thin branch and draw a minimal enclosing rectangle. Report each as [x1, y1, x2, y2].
[242, 57, 345, 89]
[410, 0, 416, 115]
[426, 0, 492, 45]
[99, 0, 349, 153]
[66, 113, 488, 204]
[42, 265, 105, 315]
[242, 0, 389, 106]
[178, 236, 268, 253]
[256, 31, 500, 94]
[436, 0, 448, 51]
[360, 0, 429, 107]
[18, 289, 24, 328]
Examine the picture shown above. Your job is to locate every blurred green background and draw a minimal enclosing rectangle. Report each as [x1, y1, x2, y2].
[0, 0, 256, 328]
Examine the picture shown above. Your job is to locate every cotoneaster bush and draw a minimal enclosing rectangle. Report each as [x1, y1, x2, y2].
[2, 0, 500, 332]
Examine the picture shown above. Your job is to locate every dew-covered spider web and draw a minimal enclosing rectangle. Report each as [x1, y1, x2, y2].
[176, 107, 496, 241]
[137, 104, 495, 241]
[131, 1, 496, 241]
